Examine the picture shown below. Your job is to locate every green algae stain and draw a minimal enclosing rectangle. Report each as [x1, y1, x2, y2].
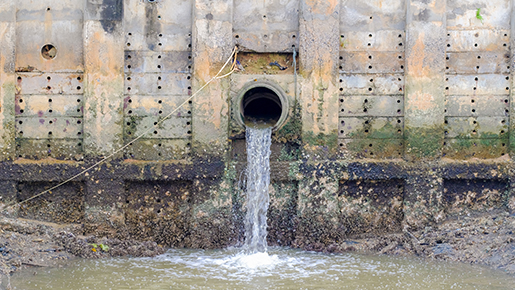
[405, 126, 444, 159]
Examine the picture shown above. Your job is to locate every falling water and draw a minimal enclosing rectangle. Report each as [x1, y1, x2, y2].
[244, 126, 272, 253]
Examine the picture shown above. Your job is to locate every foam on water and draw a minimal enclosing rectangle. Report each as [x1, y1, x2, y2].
[8, 248, 515, 290]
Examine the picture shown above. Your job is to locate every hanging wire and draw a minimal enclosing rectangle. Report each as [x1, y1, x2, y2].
[293, 47, 297, 100]
[3, 46, 239, 212]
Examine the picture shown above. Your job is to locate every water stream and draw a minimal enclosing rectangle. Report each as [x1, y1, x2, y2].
[244, 127, 272, 253]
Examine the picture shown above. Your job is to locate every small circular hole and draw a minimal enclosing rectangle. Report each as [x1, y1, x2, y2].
[41, 44, 57, 60]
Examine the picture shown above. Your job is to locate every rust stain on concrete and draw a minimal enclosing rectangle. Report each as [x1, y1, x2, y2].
[408, 33, 426, 78]
[410, 92, 436, 111]
[305, 0, 338, 14]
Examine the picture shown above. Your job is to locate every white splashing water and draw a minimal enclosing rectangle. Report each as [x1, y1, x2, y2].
[244, 127, 272, 254]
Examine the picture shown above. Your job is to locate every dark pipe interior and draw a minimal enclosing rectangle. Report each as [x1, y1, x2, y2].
[242, 87, 282, 127]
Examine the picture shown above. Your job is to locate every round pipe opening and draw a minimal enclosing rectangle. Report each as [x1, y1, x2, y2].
[236, 82, 289, 130]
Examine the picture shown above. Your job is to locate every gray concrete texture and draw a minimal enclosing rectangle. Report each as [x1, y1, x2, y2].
[0, 0, 514, 249]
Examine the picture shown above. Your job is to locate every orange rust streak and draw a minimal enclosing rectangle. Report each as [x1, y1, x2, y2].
[305, 0, 338, 14]
[410, 92, 436, 111]
[408, 33, 426, 78]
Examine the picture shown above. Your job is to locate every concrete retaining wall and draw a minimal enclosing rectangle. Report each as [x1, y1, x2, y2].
[0, 0, 514, 248]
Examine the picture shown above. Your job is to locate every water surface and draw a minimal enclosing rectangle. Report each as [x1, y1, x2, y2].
[7, 247, 515, 290]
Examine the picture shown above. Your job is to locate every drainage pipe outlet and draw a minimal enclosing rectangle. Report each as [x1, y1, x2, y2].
[235, 82, 289, 130]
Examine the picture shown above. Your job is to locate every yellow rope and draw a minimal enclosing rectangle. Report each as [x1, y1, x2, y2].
[3, 46, 239, 212]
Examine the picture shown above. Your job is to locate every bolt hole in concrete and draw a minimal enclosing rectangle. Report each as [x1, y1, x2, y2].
[41, 44, 57, 60]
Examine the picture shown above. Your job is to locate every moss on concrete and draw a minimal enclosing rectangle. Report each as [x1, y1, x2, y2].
[405, 125, 444, 159]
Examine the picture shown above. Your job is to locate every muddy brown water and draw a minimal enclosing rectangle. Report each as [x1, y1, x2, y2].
[5, 247, 515, 290]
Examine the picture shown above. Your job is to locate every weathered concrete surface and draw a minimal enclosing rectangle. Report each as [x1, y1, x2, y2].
[0, 1, 15, 162]
[405, 0, 447, 159]
[0, 0, 514, 274]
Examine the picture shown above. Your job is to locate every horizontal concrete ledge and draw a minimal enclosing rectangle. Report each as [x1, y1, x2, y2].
[0, 159, 224, 182]
[0, 158, 512, 182]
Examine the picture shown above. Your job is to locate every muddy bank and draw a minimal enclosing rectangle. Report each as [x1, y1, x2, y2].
[1, 211, 515, 276]
[0, 217, 164, 275]
[309, 210, 515, 274]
